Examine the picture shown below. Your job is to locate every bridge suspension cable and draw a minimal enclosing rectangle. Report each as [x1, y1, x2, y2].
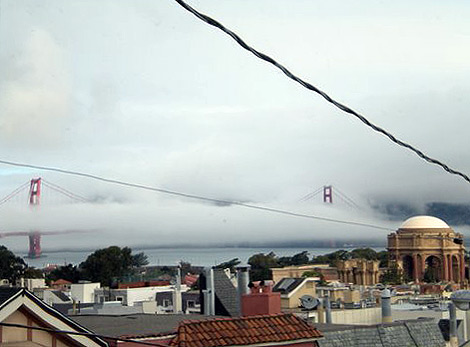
[41, 179, 89, 203]
[0, 181, 30, 206]
[333, 186, 362, 210]
[298, 186, 323, 202]
[0, 159, 393, 231]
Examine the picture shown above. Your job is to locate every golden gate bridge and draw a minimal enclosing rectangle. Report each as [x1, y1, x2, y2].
[299, 185, 361, 209]
[0, 178, 90, 258]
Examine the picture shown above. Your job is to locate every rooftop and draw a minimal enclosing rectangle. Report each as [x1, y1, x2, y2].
[71, 313, 220, 338]
[170, 313, 323, 347]
[316, 318, 445, 347]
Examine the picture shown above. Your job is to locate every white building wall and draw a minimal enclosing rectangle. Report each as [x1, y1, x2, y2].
[16, 278, 46, 291]
[310, 307, 382, 325]
[71, 283, 100, 303]
[125, 285, 188, 306]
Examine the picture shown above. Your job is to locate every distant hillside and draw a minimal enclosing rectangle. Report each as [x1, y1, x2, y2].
[373, 201, 470, 226]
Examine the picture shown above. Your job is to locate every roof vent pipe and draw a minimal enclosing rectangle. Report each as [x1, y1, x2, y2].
[173, 265, 183, 314]
[204, 267, 215, 315]
[236, 265, 251, 315]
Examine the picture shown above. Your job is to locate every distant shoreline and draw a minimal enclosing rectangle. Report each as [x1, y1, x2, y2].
[23, 241, 386, 254]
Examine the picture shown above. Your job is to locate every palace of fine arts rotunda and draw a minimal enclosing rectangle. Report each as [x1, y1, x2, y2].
[387, 215, 466, 284]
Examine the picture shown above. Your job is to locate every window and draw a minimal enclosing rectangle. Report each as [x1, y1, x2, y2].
[187, 300, 195, 308]
[163, 299, 171, 307]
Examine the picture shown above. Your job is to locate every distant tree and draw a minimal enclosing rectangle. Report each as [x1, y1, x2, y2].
[132, 252, 149, 267]
[350, 248, 379, 260]
[278, 251, 310, 267]
[380, 262, 403, 285]
[0, 245, 26, 283]
[48, 264, 82, 283]
[214, 258, 241, 272]
[80, 246, 144, 286]
[23, 267, 44, 279]
[277, 256, 293, 267]
[179, 261, 197, 275]
[291, 251, 310, 265]
[301, 270, 321, 278]
[423, 267, 437, 283]
[377, 251, 389, 267]
[312, 250, 350, 266]
[248, 252, 279, 281]
[160, 266, 174, 276]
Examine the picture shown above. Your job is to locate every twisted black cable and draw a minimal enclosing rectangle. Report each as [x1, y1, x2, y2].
[174, 0, 470, 184]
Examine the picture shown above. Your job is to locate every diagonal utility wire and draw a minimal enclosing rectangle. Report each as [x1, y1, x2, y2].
[173, 0, 470, 185]
[0, 159, 393, 231]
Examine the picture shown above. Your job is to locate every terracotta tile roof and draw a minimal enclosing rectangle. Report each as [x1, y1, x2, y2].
[170, 313, 322, 347]
[183, 274, 199, 287]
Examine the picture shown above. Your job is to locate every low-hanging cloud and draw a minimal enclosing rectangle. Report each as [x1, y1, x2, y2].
[1, 1, 470, 252]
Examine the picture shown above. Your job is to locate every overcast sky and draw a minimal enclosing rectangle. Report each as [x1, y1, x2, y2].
[1, 0, 470, 250]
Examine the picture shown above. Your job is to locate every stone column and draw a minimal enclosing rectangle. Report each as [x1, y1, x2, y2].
[421, 255, 426, 281]
[443, 253, 449, 281]
[460, 253, 465, 283]
[449, 255, 453, 282]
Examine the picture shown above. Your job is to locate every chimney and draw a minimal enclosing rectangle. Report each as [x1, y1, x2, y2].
[236, 264, 250, 315]
[241, 281, 281, 316]
[173, 265, 183, 314]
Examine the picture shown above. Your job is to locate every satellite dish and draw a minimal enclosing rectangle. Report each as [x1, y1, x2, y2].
[299, 295, 320, 310]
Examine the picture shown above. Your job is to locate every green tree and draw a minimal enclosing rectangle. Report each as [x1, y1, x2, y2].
[350, 248, 379, 260]
[248, 252, 278, 281]
[380, 262, 403, 285]
[24, 267, 44, 279]
[312, 250, 350, 266]
[301, 270, 320, 277]
[377, 251, 389, 267]
[80, 246, 145, 286]
[214, 258, 241, 272]
[291, 251, 310, 265]
[278, 251, 311, 267]
[132, 252, 149, 267]
[48, 264, 82, 283]
[423, 267, 437, 283]
[0, 245, 26, 283]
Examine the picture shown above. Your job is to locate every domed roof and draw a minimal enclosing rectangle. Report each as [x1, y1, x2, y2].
[400, 216, 450, 229]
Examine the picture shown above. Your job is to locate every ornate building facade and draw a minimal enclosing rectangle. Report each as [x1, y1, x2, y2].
[387, 216, 465, 283]
[336, 259, 380, 285]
